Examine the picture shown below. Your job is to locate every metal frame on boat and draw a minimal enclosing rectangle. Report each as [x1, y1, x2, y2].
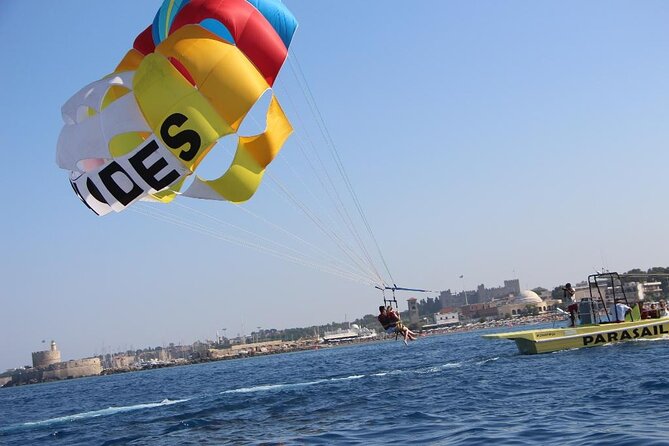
[483, 272, 669, 354]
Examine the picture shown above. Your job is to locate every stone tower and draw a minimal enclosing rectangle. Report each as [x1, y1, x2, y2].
[32, 340, 61, 368]
[407, 298, 419, 324]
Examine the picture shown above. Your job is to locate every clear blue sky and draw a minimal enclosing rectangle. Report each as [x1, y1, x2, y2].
[1, 1, 668, 370]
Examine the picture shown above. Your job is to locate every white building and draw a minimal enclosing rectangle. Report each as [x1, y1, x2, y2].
[434, 310, 460, 326]
[421, 309, 461, 330]
[637, 282, 663, 301]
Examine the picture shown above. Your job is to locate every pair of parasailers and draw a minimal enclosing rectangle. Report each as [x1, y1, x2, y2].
[377, 306, 417, 345]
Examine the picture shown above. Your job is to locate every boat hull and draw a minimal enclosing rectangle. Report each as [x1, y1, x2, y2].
[483, 318, 669, 354]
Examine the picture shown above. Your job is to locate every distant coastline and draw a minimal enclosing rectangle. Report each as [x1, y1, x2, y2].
[1, 314, 560, 389]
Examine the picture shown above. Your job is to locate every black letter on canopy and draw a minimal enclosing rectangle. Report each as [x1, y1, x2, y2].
[129, 140, 180, 191]
[70, 179, 104, 215]
[98, 161, 143, 206]
[85, 178, 107, 204]
[160, 113, 201, 162]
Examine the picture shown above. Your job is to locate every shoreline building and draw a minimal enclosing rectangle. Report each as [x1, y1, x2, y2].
[407, 298, 420, 325]
[460, 290, 562, 320]
[439, 279, 522, 308]
[496, 290, 561, 318]
[421, 308, 461, 330]
[32, 340, 61, 368]
[477, 280, 521, 303]
[3, 340, 102, 388]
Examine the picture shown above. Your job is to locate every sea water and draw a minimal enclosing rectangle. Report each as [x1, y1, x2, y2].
[2, 325, 669, 445]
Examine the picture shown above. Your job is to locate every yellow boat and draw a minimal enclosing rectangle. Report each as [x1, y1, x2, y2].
[483, 272, 669, 354]
[483, 318, 669, 354]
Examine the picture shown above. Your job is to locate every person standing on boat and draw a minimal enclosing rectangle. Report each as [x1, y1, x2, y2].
[611, 299, 632, 322]
[563, 283, 577, 327]
[563, 283, 575, 300]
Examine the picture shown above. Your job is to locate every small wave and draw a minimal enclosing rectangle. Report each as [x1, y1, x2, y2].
[415, 367, 440, 374]
[223, 361, 469, 398]
[635, 336, 669, 343]
[222, 380, 325, 394]
[4, 399, 189, 431]
[551, 347, 580, 354]
[476, 357, 499, 365]
[415, 362, 463, 374]
[443, 362, 463, 368]
[330, 374, 364, 381]
[371, 368, 410, 376]
[222, 374, 366, 394]
[370, 368, 407, 377]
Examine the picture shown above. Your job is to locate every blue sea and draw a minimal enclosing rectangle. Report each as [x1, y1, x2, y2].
[2, 325, 669, 445]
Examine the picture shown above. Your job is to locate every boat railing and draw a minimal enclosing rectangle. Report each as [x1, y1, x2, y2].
[587, 272, 634, 323]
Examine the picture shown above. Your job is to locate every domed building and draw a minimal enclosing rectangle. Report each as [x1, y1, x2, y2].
[498, 290, 557, 317]
[514, 290, 543, 305]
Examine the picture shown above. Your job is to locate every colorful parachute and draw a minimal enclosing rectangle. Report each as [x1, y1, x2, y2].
[56, 0, 298, 216]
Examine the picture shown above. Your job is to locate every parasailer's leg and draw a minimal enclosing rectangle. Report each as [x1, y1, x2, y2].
[392, 324, 408, 345]
[395, 322, 415, 344]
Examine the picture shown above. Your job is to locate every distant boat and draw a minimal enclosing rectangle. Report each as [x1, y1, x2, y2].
[484, 272, 669, 354]
[321, 324, 377, 343]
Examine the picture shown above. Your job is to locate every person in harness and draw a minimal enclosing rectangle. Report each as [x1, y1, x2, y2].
[377, 306, 417, 345]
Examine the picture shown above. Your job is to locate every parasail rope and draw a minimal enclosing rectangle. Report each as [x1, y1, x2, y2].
[274, 87, 383, 284]
[130, 203, 377, 286]
[244, 103, 386, 287]
[265, 171, 385, 287]
[286, 50, 397, 287]
[276, 74, 385, 288]
[174, 200, 377, 284]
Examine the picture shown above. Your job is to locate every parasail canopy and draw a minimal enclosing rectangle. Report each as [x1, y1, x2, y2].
[56, 0, 298, 216]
